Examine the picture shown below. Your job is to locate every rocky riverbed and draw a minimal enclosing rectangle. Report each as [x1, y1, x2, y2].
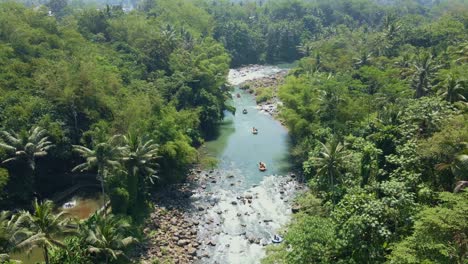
[238, 67, 288, 117]
[139, 168, 304, 264]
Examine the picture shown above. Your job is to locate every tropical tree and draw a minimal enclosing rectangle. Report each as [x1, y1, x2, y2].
[0, 211, 28, 262]
[437, 74, 466, 103]
[454, 42, 468, 64]
[411, 52, 441, 98]
[120, 133, 159, 209]
[0, 127, 53, 171]
[388, 191, 468, 264]
[304, 139, 349, 194]
[83, 214, 137, 264]
[354, 49, 372, 68]
[435, 143, 468, 180]
[72, 135, 122, 205]
[16, 200, 74, 264]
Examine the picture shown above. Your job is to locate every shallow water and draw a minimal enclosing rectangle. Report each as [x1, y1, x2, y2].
[11, 189, 102, 264]
[194, 65, 300, 264]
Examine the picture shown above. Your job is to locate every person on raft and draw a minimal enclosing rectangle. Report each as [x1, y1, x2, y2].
[259, 162, 266, 169]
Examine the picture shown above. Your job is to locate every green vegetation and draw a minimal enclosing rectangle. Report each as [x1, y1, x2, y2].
[0, 0, 229, 262]
[255, 87, 274, 104]
[258, 1, 468, 263]
[0, 0, 467, 263]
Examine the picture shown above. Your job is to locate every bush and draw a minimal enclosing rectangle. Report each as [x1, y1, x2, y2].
[256, 87, 274, 103]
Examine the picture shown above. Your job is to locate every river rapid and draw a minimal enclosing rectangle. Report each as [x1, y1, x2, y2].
[192, 65, 303, 264]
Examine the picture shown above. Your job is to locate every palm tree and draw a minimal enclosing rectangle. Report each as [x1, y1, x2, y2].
[0, 211, 28, 262]
[437, 74, 466, 103]
[454, 42, 468, 64]
[120, 133, 159, 208]
[0, 127, 53, 171]
[411, 52, 441, 98]
[436, 143, 468, 181]
[297, 42, 313, 57]
[306, 139, 349, 190]
[16, 199, 74, 264]
[72, 135, 122, 206]
[83, 214, 137, 264]
[354, 49, 372, 68]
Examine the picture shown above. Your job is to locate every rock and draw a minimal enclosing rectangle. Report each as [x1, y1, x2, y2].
[231, 201, 238, 205]
[228, 175, 234, 178]
[245, 194, 253, 199]
[201, 185, 207, 189]
[291, 205, 301, 214]
[211, 180, 217, 183]
[196, 169, 202, 173]
[198, 206, 205, 211]
[207, 240, 216, 246]
[177, 239, 189, 246]
[279, 190, 285, 194]
[237, 213, 242, 217]
[248, 237, 255, 244]
[263, 219, 273, 223]
[188, 246, 197, 256]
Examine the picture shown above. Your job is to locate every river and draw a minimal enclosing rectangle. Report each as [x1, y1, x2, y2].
[192, 65, 302, 263]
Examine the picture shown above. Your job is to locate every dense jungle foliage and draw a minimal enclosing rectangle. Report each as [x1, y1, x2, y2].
[0, 0, 467, 263]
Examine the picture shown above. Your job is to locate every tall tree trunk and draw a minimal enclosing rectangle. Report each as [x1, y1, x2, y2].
[98, 167, 106, 215]
[43, 245, 49, 264]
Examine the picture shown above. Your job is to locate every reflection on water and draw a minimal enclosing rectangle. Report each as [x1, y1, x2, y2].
[11, 189, 102, 264]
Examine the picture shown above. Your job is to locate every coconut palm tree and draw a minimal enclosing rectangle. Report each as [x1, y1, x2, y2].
[411, 52, 441, 98]
[307, 139, 349, 190]
[437, 74, 466, 103]
[83, 213, 137, 264]
[0, 127, 53, 171]
[120, 133, 159, 208]
[436, 143, 468, 181]
[0, 211, 28, 262]
[16, 199, 74, 264]
[354, 49, 372, 68]
[454, 42, 468, 64]
[72, 135, 122, 205]
[297, 42, 313, 57]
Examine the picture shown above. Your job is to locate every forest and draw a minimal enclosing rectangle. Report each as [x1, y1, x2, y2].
[0, 0, 467, 263]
